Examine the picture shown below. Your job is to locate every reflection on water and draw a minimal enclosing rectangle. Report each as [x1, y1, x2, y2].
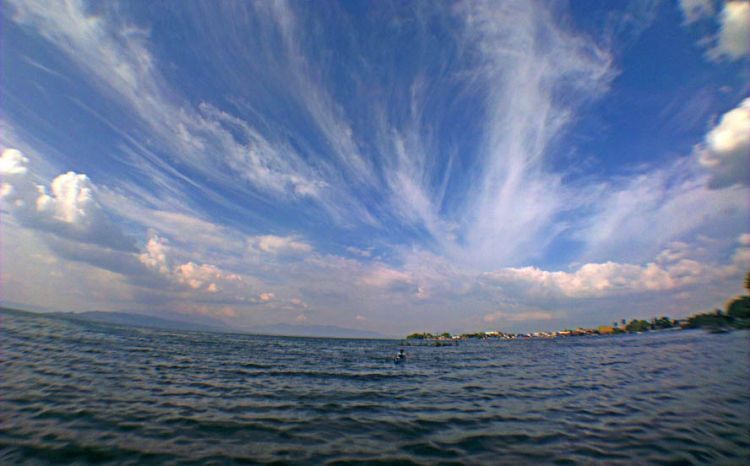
[1, 309, 749, 464]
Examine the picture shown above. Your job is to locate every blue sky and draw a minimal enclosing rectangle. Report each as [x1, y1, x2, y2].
[1, 0, 748, 336]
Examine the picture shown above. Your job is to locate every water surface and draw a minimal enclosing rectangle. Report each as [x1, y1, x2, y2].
[1, 309, 749, 464]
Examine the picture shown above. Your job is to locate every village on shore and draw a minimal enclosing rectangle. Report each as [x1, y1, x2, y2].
[406, 316, 685, 343]
[406, 274, 750, 342]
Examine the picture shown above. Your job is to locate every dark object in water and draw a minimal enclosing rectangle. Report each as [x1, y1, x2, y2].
[707, 325, 732, 334]
[394, 349, 406, 364]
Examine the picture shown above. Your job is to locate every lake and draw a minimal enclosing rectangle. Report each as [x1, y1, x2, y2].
[1, 309, 749, 464]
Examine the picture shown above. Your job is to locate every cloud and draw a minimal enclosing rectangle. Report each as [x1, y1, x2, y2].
[290, 298, 307, 308]
[679, 0, 749, 62]
[360, 265, 414, 289]
[486, 262, 682, 298]
[697, 98, 750, 188]
[1, 148, 136, 251]
[482, 238, 747, 300]
[7, 0, 330, 205]
[483, 310, 555, 323]
[139, 234, 242, 293]
[138, 235, 171, 275]
[678, 0, 715, 24]
[452, 0, 613, 267]
[249, 235, 313, 255]
[0, 148, 28, 175]
[174, 262, 233, 292]
[3, 2, 748, 334]
[711, 1, 750, 60]
[576, 154, 747, 263]
[346, 246, 372, 258]
[44, 234, 154, 282]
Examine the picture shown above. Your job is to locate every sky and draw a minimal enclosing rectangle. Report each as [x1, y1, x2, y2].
[1, 0, 748, 336]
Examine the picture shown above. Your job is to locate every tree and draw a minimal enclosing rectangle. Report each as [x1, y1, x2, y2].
[727, 296, 750, 319]
[625, 319, 650, 332]
[652, 316, 674, 329]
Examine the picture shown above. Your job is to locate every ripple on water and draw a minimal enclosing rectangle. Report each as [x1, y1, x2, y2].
[1, 310, 749, 464]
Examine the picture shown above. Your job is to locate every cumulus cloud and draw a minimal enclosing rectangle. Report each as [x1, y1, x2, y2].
[139, 235, 170, 275]
[485, 262, 685, 298]
[698, 98, 750, 188]
[290, 298, 307, 308]
[174, 262, 238, 292]
[711, 1, 750, 60]
[259, 292, 275, 302]
[1, 148, 135, 251]
[0, 148, 28, 175]
[2, 2, 748, 334]
[679, 0, 749, 61]
[139, 234, 241, 293]
[482, 238, 747, 300]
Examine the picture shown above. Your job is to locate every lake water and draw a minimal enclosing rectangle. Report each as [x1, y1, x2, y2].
[1, 309, 749, 464]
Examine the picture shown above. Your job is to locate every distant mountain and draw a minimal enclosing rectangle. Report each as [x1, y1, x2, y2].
[0, 300, 52, 313]
[1, 305, 387, 339]
[54, 311, 229, 333]
[251, 323, 385, 339]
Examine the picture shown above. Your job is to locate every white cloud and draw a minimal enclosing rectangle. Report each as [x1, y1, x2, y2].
[360, 266, 413, 289]
[486, 262, 678, 298]
[7, 0, 330, 204]
[678, 0, 715, 24]
[454, 0, 613, 267]
[249, 235, 313, 255]
[3, 2, 748, 334]
[36, 172, 96, 225]
[698, 98, 750, 188]
[174, 262, 234, 291]
[712, 1, 750, 60]
[482, 238, 747, 300]
[0, 148, 28, 175]
[1, 148, 135, 251]
[101, 197, 248, 255]
[139, 234, 241, 293]
[577, 155, 747, 263]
